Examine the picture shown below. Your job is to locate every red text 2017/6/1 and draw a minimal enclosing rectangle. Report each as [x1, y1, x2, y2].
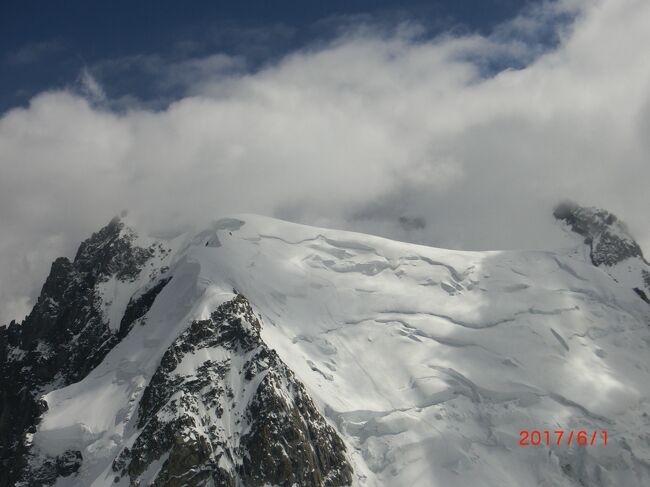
[519, 430, 607, 446]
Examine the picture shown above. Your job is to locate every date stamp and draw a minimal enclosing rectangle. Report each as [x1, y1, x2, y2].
[519, 430, 607, 447]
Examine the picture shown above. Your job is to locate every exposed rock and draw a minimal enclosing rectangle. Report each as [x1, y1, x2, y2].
[553, 201, 645, 267]
[0, 217, 164, 487]
[634, 287, 650, 304]
[554, 201, 650, 304]
[118, 276, 172, 338]
[113, 295, 352, 487]
[2, 218, 351, 487]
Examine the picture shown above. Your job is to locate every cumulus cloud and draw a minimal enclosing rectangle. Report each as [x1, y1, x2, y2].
[1, 0, 650, 323]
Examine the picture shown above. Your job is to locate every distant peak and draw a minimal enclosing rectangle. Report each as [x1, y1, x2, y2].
[554, 201, 620, 239]
[553, 200, 645, 267]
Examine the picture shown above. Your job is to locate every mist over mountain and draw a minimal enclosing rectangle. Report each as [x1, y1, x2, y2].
[2, 0, 650, 325]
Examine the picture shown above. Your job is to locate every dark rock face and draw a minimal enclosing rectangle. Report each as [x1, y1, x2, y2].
[633, 288, 650, 304]
[590, 232, 643, 267]
[554, 201, 650, 306]
[643, 270, 650, 289]
[241, 359, 351, 487]
[0, 217, 166, 487]
[113, 295, 353, 487]
[24, 449, 84, 486]
[118, 276, 172, 338]
[553, 201, 645, 267]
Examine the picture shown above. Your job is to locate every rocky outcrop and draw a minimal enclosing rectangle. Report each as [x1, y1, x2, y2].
[0, 217, 167, 487]
[113, 295, 353, 487]
[1, 217, 352, 487]
[554, 201, 650, 303]
[553, 201, 646, 267]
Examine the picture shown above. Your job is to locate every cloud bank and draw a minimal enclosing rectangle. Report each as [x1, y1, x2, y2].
[1, 0, 650, 323]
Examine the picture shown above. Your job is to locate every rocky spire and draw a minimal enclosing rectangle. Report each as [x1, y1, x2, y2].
[0, 216, 167, 486]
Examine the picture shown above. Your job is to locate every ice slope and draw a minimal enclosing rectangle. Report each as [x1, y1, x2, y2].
[34, 214, 650, 486]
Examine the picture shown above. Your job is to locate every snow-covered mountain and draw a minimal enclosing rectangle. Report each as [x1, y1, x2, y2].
[2, 204, 650, 487]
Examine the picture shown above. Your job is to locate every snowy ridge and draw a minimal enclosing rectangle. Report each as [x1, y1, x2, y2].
[3, 208, 650, 486]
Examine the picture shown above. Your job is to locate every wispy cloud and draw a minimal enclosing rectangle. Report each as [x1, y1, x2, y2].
[5, 40, 65, 65]
[78, 68, 107, 104]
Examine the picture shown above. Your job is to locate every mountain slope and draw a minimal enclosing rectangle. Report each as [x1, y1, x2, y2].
[2, 206, 650, 486]
[0, 217, 173, 486]
[112, 294, 352, 487]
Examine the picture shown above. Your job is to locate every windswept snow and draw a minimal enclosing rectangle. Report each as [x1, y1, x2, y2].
[33, 214, 650, 486]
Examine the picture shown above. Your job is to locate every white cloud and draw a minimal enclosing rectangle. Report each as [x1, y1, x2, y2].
[78, 68, 107, 103]
[1, 0, 650, 323]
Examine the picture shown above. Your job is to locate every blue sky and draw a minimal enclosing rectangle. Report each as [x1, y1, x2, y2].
[0, 0, 539, 112]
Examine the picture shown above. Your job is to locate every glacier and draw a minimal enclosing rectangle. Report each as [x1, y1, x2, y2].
[2, 208, 650, 486]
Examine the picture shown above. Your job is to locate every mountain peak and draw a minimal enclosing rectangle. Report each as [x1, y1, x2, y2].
[3, 212, 650, 486]
[554, 200, 646, 265]
[554, 201, 650, 302]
